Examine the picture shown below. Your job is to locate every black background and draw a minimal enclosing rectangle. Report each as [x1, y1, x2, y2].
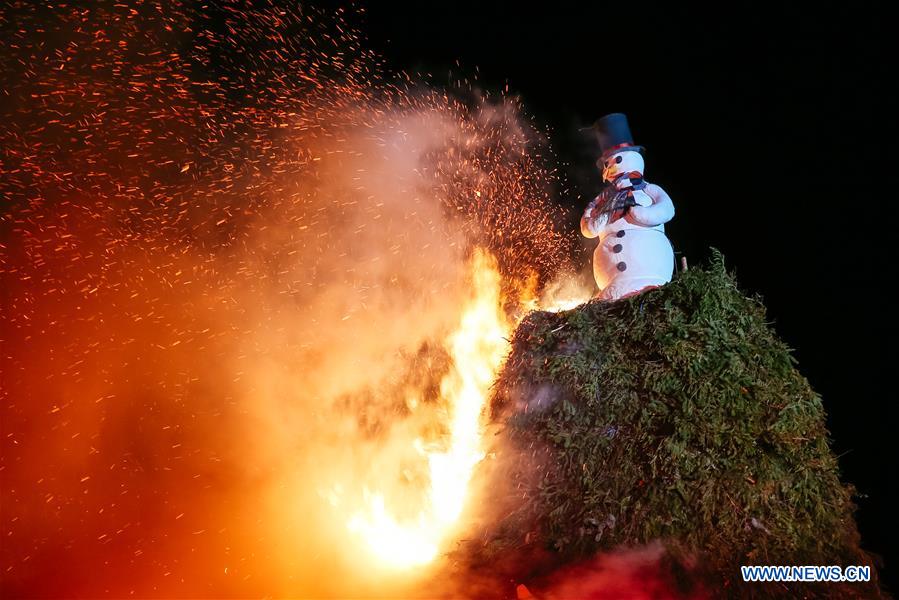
[363, 0, 896, 589]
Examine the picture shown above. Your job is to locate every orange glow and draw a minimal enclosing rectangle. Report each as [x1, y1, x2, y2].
[336, 252, 590, 572]
[521, 271, 594, 314]
[1, 4, 579, 596]
[346, 249, 510, 568]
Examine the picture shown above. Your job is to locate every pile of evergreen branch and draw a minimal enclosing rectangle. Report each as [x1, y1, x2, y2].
[469, 251, 882, 598]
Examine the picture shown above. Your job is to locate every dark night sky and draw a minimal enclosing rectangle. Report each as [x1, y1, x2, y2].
[362, 0, 896, 585]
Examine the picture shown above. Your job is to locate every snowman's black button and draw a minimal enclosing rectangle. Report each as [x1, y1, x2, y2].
[617, 261, 627, 272]
[613, 244, 623, 253]
[616, 230, 626, 238]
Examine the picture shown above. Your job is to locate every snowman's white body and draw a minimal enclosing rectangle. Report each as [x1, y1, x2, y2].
[581, 173, 675, 300]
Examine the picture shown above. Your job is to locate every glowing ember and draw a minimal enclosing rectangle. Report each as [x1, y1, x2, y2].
[348, 249, 510, 568]
[1, 2, 579, 596]
[521, 272, 594, 314]
[540, 289, 592, 313]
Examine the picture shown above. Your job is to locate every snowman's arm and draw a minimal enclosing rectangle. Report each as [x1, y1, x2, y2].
[580, 195, 609, 238]
[629, 183, 675, 226]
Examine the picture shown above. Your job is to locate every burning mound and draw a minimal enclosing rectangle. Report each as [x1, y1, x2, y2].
[466, 252, 881, 599]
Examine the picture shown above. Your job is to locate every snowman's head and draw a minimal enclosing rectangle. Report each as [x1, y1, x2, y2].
[600, 150, 644, 182]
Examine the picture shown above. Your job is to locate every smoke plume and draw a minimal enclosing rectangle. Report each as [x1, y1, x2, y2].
[1, 2, 575, 597]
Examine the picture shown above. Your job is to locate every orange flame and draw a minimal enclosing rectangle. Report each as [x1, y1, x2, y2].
[347, 248, 510, 569]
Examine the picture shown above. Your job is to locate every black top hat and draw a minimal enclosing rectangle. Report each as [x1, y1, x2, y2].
[593, 113, 644, 158]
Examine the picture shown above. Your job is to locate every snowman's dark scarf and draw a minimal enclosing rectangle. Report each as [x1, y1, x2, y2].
[595, 171, 647, 217]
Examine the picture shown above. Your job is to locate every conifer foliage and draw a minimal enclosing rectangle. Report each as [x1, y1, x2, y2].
[478, 252, 881, 598]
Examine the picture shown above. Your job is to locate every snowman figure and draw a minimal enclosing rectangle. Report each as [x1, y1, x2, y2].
[580, 113, 675, 300]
